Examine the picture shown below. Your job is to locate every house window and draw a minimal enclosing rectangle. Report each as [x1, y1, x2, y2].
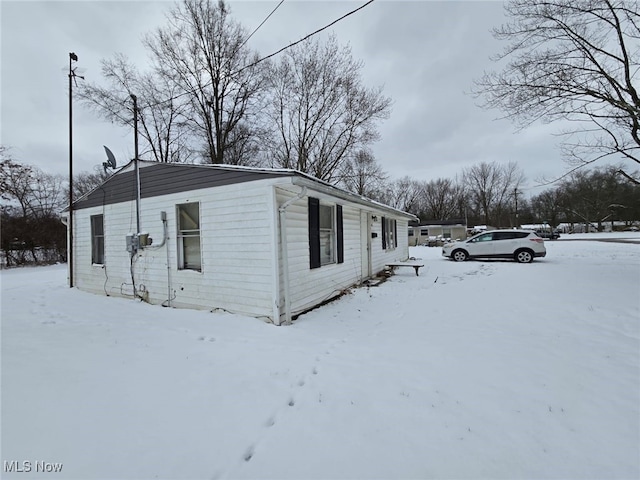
[408, 228, 414, 237]
[177, 202, 201, 271]
[443, 228, 452, 240]
[382, 217, 397, 250]
[308, 197, 343, 269]
[319, 204, 335, 265]
[420, 228, 429, 236]
[90, 214, 104, 264]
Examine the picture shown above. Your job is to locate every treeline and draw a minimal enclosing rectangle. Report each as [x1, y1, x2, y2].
[0, 150, 110, 267]
[376, 164, 640, 231]
[1, 154, 67, 266]
[3, 145, 638, 268]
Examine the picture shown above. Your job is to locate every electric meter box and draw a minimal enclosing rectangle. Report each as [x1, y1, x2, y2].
[138, 233, 150, 247]
[126, 234, 139, 253]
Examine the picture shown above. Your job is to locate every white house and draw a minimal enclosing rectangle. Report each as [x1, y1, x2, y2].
[65, 161, 417, 325]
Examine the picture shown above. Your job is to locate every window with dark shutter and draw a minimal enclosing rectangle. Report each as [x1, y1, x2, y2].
[381, 216, 397, 250]
[319, 204, 335, 265]
[309, 197, 343, 268]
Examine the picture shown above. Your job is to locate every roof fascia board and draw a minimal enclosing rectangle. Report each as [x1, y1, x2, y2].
[290, 176, 417, 221]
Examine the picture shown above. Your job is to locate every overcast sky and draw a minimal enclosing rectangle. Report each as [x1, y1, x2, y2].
[1, 0, 630, 198]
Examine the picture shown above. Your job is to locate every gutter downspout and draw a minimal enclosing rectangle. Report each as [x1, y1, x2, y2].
[278, 186, 307, 326]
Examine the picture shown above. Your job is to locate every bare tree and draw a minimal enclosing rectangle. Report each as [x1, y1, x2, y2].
[0, 150, 33, 217]
[1, 159, 66, 220]
[340, 150, 388, 197]
[263, 34, 392, 183]
[379, 176, 423, 215]
[144, 0, 266, 165]
[529, 188, 565, 228]
[463, 161, 525, 226]
[28, 171, 67, 220]
[419, 178, 467, 221]
[80, 54, 192, 163]
[73, 167, 112, 199]
[1, 154, 67, 265]
[474, 0, 640, 183]
[221, 122, 265, 167]
[558, 165, 638, 230]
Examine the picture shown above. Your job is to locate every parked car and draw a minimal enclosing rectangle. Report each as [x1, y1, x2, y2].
[442, 229, 546, 263]
[534, 228, 561, 240]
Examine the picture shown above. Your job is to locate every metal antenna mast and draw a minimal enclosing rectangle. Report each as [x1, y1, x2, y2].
[68, 52, 84, 288]
[131, 94, 141, 234]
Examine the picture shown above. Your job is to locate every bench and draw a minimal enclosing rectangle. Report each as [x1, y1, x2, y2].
[385, 260, 425, 276]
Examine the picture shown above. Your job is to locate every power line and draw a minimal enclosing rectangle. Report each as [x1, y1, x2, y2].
[233, 0, 375, 75]
[238, 0, 285, 52]
[143, 0, 375, 110]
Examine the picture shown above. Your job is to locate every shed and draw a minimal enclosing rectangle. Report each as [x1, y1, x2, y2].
[65, 161, 417, 325]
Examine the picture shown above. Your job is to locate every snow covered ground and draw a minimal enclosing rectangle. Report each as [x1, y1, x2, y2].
[2, 233, 639, 479]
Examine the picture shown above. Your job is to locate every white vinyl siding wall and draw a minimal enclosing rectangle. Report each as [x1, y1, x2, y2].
[275, 188, 362, 317]
[370, 216, 410, 274]
[72, 175, 413, 323]
[72, 180, 278, 319]
[275, 187, 410, 318]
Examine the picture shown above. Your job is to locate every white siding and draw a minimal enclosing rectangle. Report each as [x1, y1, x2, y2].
[72, 180, 278, 319]
[72, 176, 414, 324]
[275, 187, 411, 318]
[369, 217, 410, 274]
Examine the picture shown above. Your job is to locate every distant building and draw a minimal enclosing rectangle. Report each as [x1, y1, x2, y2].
[408, 219, 467, 246]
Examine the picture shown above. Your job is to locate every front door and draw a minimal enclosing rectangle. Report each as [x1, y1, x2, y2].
[360, 211, 372, 279]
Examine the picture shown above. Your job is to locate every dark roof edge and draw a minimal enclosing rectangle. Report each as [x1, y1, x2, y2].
[417, 219, 467, 226]
[291, 176, 418, 221]
[66, 160, 417, 220]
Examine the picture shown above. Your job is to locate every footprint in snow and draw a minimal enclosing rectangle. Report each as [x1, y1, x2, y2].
[243, 446, 254, 462]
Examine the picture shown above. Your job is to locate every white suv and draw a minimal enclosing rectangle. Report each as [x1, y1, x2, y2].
[442, 229, 546, 263]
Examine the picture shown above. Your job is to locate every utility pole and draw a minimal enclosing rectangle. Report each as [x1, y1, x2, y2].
[513, 187, 520, 228]
[68, 52, 84, 288]
[131, 94, 141, 234]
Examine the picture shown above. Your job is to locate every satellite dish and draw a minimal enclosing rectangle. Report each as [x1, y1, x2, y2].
[103, 145, 117, 173]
